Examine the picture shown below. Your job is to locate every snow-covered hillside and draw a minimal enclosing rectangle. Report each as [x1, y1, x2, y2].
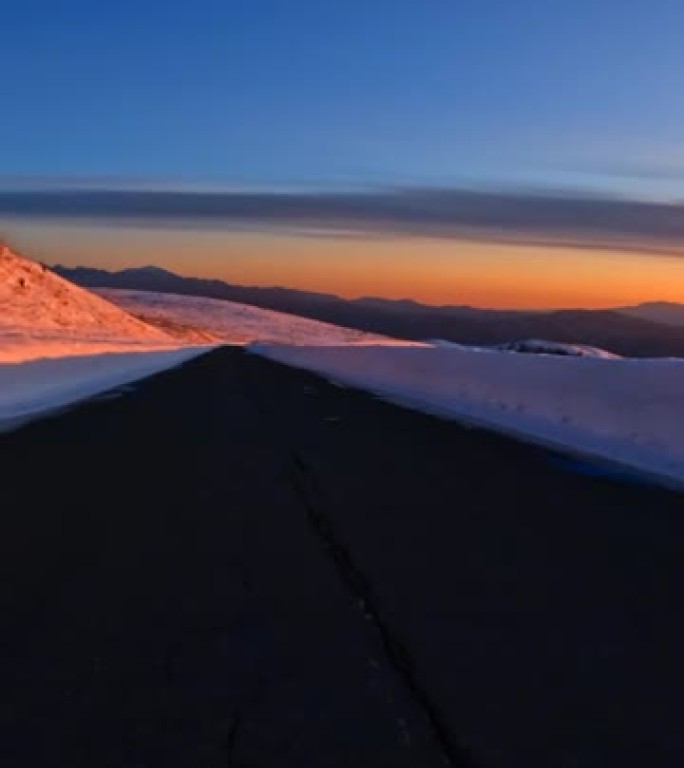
[0, 254, 407, 428]
[97, 288, 401, 346]
[0, 245, 174, 361]
[429, 339, 619, 358]
[0, 347, 210, 430]
[0, 245, 211, 427]
[252, 344, 684, 487]
[496, 339, 619, 358]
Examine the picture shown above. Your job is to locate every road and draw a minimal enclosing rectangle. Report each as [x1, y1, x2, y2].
[1, 347, 682, 767]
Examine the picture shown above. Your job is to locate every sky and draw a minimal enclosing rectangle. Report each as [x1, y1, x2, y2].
[2, 0, 684, 306]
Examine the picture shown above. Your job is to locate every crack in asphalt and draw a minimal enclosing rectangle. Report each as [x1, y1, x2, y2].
[242, 355, 475, 768]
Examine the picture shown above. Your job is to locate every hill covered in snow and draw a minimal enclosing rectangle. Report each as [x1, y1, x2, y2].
[0, 254, 405, 428]
[495, 339, 619, 359]
[0, 245, 173, 361]
[0, 245, 211, 426]
[96, 288, 398, 346]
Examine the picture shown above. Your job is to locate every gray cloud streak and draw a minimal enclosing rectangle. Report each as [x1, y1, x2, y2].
[1, 186, 684, 255]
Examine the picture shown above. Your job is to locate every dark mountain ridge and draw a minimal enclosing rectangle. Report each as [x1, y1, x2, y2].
[620, 301, 684, 327]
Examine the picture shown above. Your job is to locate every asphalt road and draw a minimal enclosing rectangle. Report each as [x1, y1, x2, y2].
[2, 347, 682, 767]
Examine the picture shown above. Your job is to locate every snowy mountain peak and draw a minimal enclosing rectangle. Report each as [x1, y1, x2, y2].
[0, 245, 173, 360]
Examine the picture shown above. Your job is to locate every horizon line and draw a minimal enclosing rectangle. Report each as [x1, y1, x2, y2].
[49, 260, 682, 314]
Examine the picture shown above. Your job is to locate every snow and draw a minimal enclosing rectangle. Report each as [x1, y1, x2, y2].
[0, 336, 183, 363]
[0, 245, 174, 362]
[496, 339, 619, 358]
[430, 339, 619, 358]
[0, 249, 412, 429]
[251, 344, 684, 488]
[0, 246, 211, 428]
[0, 347, 210, 430]
[96, 288, 408, 346]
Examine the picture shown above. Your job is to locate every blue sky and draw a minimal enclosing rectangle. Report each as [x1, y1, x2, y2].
[3, 0, 684, 194]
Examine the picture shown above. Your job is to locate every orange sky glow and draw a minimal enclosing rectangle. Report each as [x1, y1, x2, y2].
[4, 220, 683, 309]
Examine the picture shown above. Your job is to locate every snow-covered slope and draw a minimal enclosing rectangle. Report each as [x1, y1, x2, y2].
[496, 339, 619, 358]
[97, 288, 405, 346]
[0, 347, 210, 430]
[0, 245, 211, 427]
[429, 339, 619, 358]
[0, 245, 174, 361]
[252, 344, 684, 487]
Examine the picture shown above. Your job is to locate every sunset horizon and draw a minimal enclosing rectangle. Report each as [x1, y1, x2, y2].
[3, 0, 684, 314]
[3, 216, 682, 310]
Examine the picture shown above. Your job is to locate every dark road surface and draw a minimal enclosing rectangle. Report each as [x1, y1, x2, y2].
[2, 347, 683, 767]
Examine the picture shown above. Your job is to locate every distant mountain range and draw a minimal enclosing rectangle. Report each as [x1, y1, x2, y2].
[53, 264, 684, 358]
[619, 301, 684, 327]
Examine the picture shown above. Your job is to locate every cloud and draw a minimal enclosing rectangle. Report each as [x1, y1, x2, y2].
[1, 183, 684, 255]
